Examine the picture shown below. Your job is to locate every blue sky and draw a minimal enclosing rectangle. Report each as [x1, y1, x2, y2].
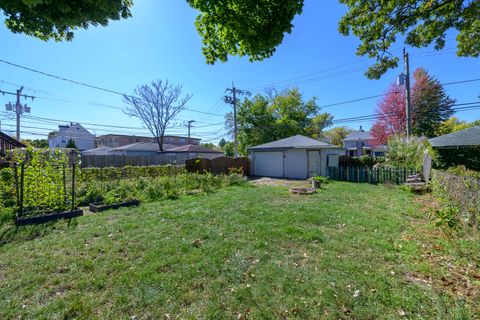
[0, 1, 479, 143]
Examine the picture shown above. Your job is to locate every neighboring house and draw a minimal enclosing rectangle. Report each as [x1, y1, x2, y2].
[429, 125, 480, 170]
[343, 128, 386, 157]
[165, 144, 223, 160]
[0, 131, 26, 156]
[48, 123, 95, 151]
[248, 135, 345, 179]
[96, 134, 201, 148]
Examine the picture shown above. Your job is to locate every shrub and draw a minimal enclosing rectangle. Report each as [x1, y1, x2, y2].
[385, 136, 433, 170]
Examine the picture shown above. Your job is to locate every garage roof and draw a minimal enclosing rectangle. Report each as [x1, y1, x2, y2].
[429, 125, 480, 148]
[249, 135, 340, 150]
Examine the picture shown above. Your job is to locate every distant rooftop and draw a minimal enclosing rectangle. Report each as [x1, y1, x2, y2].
[166, 144, 223, 153]
[111, 142, 176, 152]
[249, 135, 338, 150]
[96, 133, 200, 140]
[344, 130, 372, 141]
[429, 125, 480, 148]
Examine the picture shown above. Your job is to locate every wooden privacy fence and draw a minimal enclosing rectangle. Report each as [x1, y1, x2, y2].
[81, 154, 190, 168]
[186, 157, 249, 175]
[327, 166, 418, 184]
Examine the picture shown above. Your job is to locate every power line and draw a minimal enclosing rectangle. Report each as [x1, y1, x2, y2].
[0, 59, 226, 117]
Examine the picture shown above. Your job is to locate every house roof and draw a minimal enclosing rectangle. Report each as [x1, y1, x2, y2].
[248, 135, 340, 150]
[96, 133, 200, 141]
[52, 123, 93, 138]
[81, 146, 112, 154]
[429, 125, 480, 148]
[111, 142, 176, 152]
[344, 130, 372, 141]
[165, 144, 223, 153]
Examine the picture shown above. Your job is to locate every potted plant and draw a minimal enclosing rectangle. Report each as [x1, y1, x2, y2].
[312, 175, 329, 189]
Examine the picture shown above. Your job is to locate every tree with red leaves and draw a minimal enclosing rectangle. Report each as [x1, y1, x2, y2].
[371, 68, 455, 144]
[370, 84, 406, 146]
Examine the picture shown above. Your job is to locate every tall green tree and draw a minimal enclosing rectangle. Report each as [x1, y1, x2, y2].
[323, 127, 352, 146]
[65, 139, 77, 149]
[1, 0, 132, 41]
[21, 139, 49, 148]
[227, 88, 332, 155]
[411, 68, 455, 138]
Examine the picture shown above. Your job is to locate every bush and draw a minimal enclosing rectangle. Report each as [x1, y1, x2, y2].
[385, 136, 433, 170]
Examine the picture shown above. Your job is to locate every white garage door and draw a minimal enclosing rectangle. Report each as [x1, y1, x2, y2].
[284, 149, 307, 179]
[253, 151, 284, 177]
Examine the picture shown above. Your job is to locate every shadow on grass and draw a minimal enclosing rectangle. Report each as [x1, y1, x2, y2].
[0, 213, 78, 247]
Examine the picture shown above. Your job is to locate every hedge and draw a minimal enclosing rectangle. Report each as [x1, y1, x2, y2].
[78, 164, 185, 182]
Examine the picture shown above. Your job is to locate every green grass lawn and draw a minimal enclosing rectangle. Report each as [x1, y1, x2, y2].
[0, 182, 478, 319]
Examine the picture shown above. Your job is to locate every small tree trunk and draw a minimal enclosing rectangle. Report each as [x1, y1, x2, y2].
[159, 136, 164, 152]
[156, 137, 163, 152]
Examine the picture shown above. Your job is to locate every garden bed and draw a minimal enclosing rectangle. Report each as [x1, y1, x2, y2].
[289, 187, 316, 194]
[15, 208, 84, 225]
[89, 199, 140, 212]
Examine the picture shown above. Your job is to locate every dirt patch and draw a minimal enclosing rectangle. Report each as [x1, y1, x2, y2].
[249, 177, 309, 188]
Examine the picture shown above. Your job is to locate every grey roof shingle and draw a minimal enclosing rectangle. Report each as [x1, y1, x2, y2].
[166, 144, 223, 153]
[248, 135, 339, 150]
[344, 131, 372, 141]
[111, 142, 176, 151]
[429, 125, 480, 147]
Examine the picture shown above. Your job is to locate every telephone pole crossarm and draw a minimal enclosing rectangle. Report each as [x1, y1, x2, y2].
[224, 83, 250, 157]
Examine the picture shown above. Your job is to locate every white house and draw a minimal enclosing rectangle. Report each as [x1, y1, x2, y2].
[248, 135, 345, 179]
[48, 123, 95, 151]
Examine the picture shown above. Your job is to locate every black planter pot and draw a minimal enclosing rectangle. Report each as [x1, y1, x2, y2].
[89, 199, 140, 213]
[15, 208, 84, 225]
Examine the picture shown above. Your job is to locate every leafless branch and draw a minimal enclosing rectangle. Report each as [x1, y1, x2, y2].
[123, 79, 192, 151]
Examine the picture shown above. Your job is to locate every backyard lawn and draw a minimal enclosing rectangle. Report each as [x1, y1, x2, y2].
[0, 181, 478, 319]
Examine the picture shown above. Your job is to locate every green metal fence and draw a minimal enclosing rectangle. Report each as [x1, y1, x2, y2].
[327, 166, 417, 184]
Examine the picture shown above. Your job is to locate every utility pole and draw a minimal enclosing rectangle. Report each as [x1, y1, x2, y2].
[403, 48, 412, 140]
[3, 87, 34, 141]
[225, 83, 250, 157]
[186, 120, 195, 138]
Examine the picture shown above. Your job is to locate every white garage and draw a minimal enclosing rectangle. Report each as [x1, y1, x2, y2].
[248, 135, 345, 179]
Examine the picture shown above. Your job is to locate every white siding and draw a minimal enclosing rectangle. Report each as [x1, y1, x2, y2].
[320, 149, 345, 176]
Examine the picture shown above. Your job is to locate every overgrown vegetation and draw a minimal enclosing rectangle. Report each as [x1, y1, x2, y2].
[4, 148, 79, 214]
[77, 172, 247, 206]
[0, 149, 244, 220]
[431, 168, 479, 231]
[385, 136, 432, 170]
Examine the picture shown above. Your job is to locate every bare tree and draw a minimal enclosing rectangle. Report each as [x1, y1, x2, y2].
[123, 80, 192, 152]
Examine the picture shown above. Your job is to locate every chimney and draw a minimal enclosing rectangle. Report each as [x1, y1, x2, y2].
[359, 125, 363, 132]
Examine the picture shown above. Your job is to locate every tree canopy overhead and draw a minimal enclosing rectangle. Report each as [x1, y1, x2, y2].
[186, 0, 304, 64]
[339, 0, 480, 79]
[1, 0, 132, 41]
[3, 1, 477, 79]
